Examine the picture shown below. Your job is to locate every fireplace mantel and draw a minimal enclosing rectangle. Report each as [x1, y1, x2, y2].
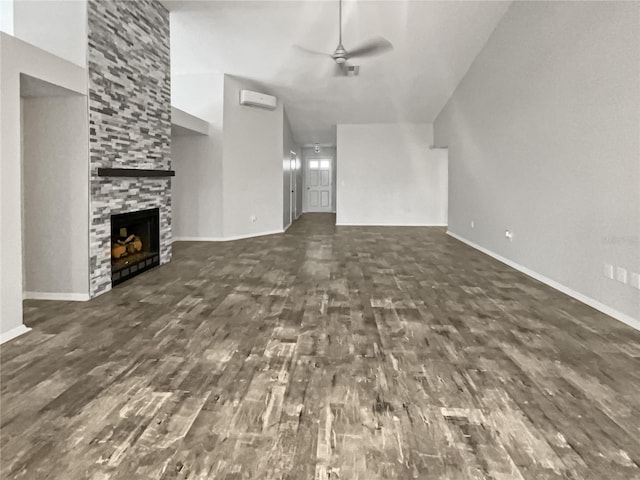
[97, 168, 175, 178]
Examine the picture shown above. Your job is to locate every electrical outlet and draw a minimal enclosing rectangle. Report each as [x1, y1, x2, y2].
[504, 230, 513, 241]
[470, 220, 475, 229]
[616, 266, 627, 284]
[250, 215, 257, 223]
[604, 264, 614, 279]
[630, 272, 640, 290]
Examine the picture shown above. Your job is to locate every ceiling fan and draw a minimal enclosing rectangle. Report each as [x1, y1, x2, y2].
[294, 0, 393, 76]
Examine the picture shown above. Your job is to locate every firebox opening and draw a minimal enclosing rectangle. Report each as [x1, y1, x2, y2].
[111, 208, 160, 286]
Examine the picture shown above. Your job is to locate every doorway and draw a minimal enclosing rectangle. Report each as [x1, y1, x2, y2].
[305, 158, 332, 212]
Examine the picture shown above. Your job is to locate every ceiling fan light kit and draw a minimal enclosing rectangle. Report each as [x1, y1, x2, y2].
[294, 0, 393, 76]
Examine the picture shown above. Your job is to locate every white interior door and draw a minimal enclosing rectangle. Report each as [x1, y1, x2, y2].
[306, 158, 332, 212]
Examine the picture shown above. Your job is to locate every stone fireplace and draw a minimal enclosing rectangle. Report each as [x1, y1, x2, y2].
[89, 176, 172, 295]
[87, 0, 171, 297]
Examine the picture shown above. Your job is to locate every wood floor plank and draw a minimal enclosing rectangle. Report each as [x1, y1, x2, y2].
[1, 213, 639, 479]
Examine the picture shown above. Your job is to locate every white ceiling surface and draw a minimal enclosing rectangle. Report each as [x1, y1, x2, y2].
[164, 0, 512, 145]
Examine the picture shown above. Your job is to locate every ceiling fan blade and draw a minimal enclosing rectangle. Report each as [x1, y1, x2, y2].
[347, 36, 393, 59]
[292, 44, 332, 58]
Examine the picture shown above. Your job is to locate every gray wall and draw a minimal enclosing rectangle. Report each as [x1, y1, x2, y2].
[87, 0, 172, 296]
[22, 95, 89, 296]
[434, 1, 640, 321]
[222, 75, 283, 238]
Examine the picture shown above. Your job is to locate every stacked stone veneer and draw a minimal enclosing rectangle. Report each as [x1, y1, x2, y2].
[88, 0, 171, 296]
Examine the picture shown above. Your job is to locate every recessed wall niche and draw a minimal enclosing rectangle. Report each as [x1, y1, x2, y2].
[20, 74, 90, 300]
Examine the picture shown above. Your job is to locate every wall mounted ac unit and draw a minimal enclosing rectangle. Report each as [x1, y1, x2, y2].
[239, 90, 277, 110]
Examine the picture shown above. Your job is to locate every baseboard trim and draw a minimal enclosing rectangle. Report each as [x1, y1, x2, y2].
[0, 325, 32, 344]
[172, 236, 219, 243]
[24, 292, 90, 302]
[447, 231, 640, 332]
[336, 222, 448, 227]
[173, 229, 285, 243]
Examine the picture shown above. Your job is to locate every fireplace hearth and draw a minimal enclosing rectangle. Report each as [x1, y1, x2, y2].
[111, 208, 160, 286]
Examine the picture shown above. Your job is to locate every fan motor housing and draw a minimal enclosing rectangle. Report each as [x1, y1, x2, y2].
[346, 65, 360, 76]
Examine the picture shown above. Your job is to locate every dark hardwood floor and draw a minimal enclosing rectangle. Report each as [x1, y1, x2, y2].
[1, 213, 639, 479]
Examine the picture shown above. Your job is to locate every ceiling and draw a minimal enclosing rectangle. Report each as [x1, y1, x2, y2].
[163, 0, 512, 146]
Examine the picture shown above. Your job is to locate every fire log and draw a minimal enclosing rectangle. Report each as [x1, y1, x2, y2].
[112, 244, 127, 258]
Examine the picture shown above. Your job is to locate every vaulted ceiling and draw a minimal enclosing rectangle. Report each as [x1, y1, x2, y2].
[163, 0, 512, 145]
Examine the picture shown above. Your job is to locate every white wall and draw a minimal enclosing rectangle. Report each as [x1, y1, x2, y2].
[222, 75, 283, 238]
[171, 134, 217, 239]
[172, 107, 209, 136]
[434, 2, 640, 325]
[0, 0, 14, 34]
[22, 95, 89, 297]
[172, 73, 291, 240]
[171, 73, 224, 240]
[283, 110, 300, 229]
[0, 33, 88, 341]
[336, 124, 448, 226]
[13, 0, 87, 67]
[295, 150, 303, 219]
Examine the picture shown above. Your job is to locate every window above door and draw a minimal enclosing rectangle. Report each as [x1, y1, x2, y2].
[309, 159, 331, 170]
